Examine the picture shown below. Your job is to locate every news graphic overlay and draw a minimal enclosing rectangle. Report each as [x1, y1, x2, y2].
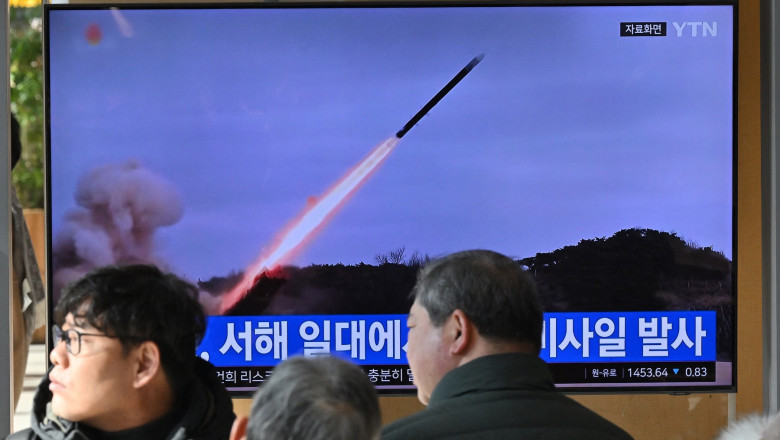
[197, 311, 719, 390]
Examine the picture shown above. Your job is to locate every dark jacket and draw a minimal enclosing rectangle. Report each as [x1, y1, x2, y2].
[7, 358, 235, 440]
[382, 353, 634, 440]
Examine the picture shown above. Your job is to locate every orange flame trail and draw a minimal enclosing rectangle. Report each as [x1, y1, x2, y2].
[220, 136, 400, 313]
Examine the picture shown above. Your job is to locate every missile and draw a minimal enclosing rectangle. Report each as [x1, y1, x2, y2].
[395, 54, 484, 139]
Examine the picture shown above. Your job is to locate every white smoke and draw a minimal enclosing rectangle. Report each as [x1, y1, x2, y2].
[197, 290, 223, 316]
[52, 160, 184, 300]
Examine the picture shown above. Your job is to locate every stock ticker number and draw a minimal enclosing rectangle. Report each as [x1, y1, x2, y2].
[627, 367, 668, 378]
[685, 367, 708, 378]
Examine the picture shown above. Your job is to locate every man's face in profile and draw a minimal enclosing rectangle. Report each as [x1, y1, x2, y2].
[48, 312, 138, 430]
[405, 301, 455, 405]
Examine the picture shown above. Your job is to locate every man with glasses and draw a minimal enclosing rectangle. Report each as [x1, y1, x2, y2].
[7, 264, 235, 440]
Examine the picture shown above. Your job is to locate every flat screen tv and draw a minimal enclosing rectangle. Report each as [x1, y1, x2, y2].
[44, 0, 736, 394]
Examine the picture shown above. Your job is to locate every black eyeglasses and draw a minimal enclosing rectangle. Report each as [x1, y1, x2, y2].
[52, 324, 118, 356]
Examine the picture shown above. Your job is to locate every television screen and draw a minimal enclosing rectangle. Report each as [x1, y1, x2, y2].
[44, 1, 736, 394]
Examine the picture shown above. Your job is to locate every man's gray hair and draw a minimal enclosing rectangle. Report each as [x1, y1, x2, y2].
[412, 249, 544, 352]
[715, 412, 780, 440]
[246, 355, 381, 440]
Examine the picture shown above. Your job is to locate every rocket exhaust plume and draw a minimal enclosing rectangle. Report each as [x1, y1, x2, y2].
[220, 54, 484, 313]
[220, 137, 399, 313]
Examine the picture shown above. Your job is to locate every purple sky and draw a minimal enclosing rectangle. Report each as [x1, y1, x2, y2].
[47, 4, 734, 283]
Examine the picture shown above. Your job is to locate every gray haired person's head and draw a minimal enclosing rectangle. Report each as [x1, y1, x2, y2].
[246, 356, 381, 440]
[412, 249, 544, 353]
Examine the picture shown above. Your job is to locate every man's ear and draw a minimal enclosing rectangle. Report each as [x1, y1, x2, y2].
[133, 341, 162, 389]
[449, 309, 473, 355]
[230, 416, 248, 440]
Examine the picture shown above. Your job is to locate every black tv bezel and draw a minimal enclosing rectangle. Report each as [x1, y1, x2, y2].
[42, 0, 738, 396]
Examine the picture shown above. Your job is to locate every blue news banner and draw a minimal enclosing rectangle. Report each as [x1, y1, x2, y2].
[197, 311, 717, 389]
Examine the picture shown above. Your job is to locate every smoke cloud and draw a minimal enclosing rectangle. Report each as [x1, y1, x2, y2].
[52, 160, 184, 300]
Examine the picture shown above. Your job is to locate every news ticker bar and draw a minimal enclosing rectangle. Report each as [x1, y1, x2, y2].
[215, 364, 412, 388]
[549, 361, 716, 383]
[214, 361, 717, 389]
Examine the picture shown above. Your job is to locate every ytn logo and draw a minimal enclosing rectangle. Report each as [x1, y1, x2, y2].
[672, 22, 717, 37]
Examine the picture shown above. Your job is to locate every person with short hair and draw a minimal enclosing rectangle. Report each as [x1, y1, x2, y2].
[230, 355, 381, 440]
[382, 249, 634, 440]
[7, 264, 235, 440]
[715, 411, 780, 440]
